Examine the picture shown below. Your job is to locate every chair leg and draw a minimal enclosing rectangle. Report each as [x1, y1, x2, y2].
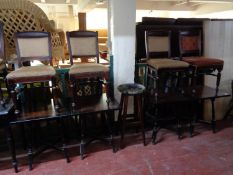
[0, 82, 4, 104]
[136, 95, 146, 146]
[152, 122, 159, 144]
[104, 72, 111, 102]
[118, 94, 127, 149]
[9, 83, 19, 114]
[51, 77, 59, 110]
[216, 69, 221, 90]
[70, 80, 76, 109]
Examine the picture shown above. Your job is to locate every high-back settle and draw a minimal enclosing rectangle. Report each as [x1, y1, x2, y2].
[136, 17, 207, 62]
[0, 0, 64, 60]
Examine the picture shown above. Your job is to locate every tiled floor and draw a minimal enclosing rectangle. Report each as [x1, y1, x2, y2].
[1, 122, 233, 175]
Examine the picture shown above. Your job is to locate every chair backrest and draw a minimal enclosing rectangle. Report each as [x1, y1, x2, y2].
[145, 30, 171, 59]
[179, 30, 202, 58]
[14, 31, 52, 67]
[66, 31, 99, 64]
[0, 22, 4, 60]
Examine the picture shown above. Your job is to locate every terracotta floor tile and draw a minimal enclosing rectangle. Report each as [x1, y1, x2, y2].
[1, 123, 233, 174]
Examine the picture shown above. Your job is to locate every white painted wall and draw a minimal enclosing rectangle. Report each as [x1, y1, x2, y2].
[203, 20, 233, 120]
[109, 0, 136, 101]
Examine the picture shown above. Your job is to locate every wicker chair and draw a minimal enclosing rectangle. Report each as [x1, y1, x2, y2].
[0, 0, 65, 63]
[0, 21, 8, 104]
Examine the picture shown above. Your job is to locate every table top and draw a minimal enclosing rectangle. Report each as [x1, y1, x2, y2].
[157, 86, 230, 104]
[185, 86, 230, 100]
[10, 90, 119, 124]
[3, 86, 230, 124]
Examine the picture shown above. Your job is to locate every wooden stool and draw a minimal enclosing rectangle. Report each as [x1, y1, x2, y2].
[118, 83, 146, 148]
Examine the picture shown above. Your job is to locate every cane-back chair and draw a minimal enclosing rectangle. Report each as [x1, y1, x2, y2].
[6, 31, 59, 114]
[0, 21, 7, 104]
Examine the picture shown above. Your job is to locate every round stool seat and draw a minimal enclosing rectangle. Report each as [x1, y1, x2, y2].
[117, 83, 145, 95]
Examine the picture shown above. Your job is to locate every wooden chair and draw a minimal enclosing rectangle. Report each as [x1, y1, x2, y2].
[145, 30, 194, 143]
[145, 30, 191, 93]
[66, 30, 100, 64]
[66, 30, 110, 107]
[6, 31, 59, 114]
[179, 30, 224, 89]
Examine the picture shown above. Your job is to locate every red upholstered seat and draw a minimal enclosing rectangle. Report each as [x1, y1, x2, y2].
[178, 30, 224, 89]
[182, 57, 224, 68]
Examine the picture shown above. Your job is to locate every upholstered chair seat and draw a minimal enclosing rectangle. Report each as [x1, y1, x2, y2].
[182, 57, 224, 68]
[147, 58, 189, 70]
[6, 65, 56, 83]
[69, 63, 108, 76]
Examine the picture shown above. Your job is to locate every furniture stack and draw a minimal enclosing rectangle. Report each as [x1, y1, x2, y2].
[136, 17, 225, 143]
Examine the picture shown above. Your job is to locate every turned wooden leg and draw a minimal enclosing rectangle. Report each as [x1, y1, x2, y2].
[104, 72, 111, 102]
[120, 94, 128, 149]
[9, 82, 19, 115]
[216, 69, 222, 90]
[0, 82, 4, 104]
[51, 77, 59, 110]
[211, 98, 216, 133]
[5, 122, 18, 173]
[69, 78, 76, 109]
[136, 94, 146, 146]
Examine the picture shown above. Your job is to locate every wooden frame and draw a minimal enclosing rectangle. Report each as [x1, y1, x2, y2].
[178, 30, 202, 58]
[7, 31, 59, 114]
[66, 30, 99, 64]
[145, 30, 171, 59]
[14, 31, 53, 67]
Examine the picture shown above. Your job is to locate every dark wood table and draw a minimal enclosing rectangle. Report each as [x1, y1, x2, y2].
[185, 86, 230, 133]
[5, 88, 120, 172]
[0, 100, 16, 172]
[148, 85, 230, 143]
[71, 94, 119, 159]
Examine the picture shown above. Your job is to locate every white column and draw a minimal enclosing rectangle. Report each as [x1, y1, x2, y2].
[109, 0, 136, 101]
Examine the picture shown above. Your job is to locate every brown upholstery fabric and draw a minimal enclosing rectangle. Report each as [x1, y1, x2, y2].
[69, 63, 108, 75]
[182, 57, 224, 68]
[6, 65, 56, 80]
[147, 58, 189, 70]
[180, 36, 199, 51]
